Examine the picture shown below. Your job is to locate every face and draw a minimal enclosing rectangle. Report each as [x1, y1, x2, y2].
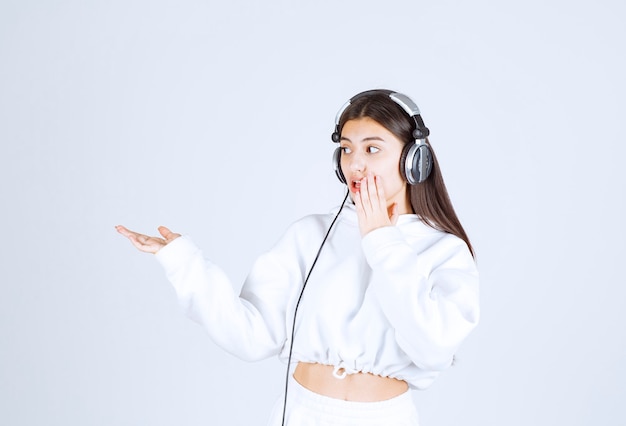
[339, 117, 412, 214]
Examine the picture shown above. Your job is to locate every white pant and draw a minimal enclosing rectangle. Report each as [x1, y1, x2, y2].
[266, 375, 420, 426]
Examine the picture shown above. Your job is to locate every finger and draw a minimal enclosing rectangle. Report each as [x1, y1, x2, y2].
[116, 225, 165, 253]
[372, 175, 386, 209]
[354, 190, 371, 236]
[115, 225, 138, 239]
[116, 225, 144, 244]
[135, 234, 167, 253]
[116, 225, 152, 245]
[158, 226, 181, 242]
[359, 176, 373, 214]
[354, 186, 364, 212]
[127, 233, 150, 251]
[364, 174, 385, 215]
[365, 174, 377, 206]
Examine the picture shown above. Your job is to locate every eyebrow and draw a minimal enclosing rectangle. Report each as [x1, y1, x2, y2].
[339, 136, 387, 143]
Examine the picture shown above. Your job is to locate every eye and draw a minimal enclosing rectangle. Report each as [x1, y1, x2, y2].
[367, 146, 380, 154]
[340, 146, 352, 154]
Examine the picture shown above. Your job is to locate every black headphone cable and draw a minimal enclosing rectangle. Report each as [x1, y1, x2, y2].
[280, 190, 350, 426]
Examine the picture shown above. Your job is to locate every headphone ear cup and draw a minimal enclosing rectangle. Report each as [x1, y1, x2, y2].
[333, 147, 346, 184]
[415, 144, 433, 183]
[399, 142, 413, 183]
[401, 142, 433, 184]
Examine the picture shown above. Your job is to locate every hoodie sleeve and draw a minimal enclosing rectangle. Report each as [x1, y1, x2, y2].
[361, 226, 480, 371]
[154, 233, 304, 362]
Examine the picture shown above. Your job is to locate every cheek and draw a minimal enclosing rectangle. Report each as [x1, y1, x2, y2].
[383, 158, 404, 182]
[375, 166, 404, 195]
[386, 176, 407, 194]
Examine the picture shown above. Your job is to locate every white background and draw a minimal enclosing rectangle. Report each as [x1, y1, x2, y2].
[1, 0, 624, 425]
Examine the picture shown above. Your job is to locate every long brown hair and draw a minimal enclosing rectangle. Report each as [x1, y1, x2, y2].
[338, 90, 475, 257]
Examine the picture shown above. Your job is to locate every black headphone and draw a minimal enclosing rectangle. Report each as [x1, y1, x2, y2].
[331, 89, 433, 185]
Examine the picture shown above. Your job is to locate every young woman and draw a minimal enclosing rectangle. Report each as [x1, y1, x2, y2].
[116, 89, 479, 425]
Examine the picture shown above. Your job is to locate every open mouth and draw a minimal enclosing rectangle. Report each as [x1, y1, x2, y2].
[350, 179, 362, 193]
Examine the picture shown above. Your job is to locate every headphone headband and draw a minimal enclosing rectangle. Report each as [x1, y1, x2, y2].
[332, 90, 430, 143]
[389, 92, 421, 116]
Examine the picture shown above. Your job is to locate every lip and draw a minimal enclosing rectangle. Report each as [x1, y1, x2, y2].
[349, 177, 363, 193]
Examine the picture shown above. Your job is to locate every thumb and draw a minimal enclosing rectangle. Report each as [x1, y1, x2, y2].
[158, 226, 181, 242]
[388, 203, 399, 226]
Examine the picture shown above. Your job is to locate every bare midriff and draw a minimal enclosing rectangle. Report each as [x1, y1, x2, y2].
[293, 362, 409, 402]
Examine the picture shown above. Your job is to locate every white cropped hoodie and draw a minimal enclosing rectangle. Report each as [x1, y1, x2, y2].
[155, 203, 479, 389]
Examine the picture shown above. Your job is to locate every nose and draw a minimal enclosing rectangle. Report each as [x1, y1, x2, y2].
[347, 152, 365, 173]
